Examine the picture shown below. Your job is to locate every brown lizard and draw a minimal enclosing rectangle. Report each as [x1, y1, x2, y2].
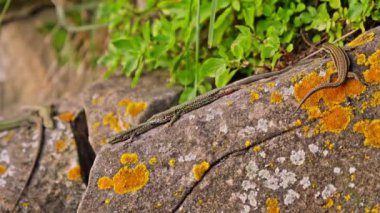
[108, 59, 316, 144]
[294, 43, 368, 113]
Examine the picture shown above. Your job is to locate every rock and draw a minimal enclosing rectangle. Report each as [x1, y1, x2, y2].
[78, 28, 380, 212]
[82, 71, 182, 153]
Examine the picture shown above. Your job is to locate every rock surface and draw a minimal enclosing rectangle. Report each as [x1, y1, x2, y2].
[78, 28, 380, 212]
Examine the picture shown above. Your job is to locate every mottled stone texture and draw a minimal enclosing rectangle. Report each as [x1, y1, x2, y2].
[82, 71, 182, 153]
[79, 28, 380, 212]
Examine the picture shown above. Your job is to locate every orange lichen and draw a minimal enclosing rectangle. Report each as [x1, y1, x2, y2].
[294, 64, 366, 114]
[323, 198, 334, 208]
[244, 140, 252, 147]
[318, 106, 352, 134]
[118, 98, 132, 107]
[266, 197, 280, 213]
[270, 92, 283, 104]
[363, 50, 380, 84]
[356, 53, 367, 65]
[57, 112, 75, 122]
[347, 32, 374, 48]
[168, 159, 176, 167]
[192, 161, 210, 181]
[353, 119, 380, 148]
[370, 91, 380, 107]
[97, 176, 113, 189]
[112, 163, 149, 194]
[250, 91, 260, 103]
[0, 163, 7, 175]
[54, 139, 67, 152]
[149, 156, 157, 165]
[67, 165, 81, 181]
[360, 101, 370, 113]
[102, 112, 122, 133]
[252, 145, 261, 152]
[126, 102, 148, 117]
[120, 153, 139, 165]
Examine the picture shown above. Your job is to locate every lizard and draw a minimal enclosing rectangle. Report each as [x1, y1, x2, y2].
[294, 43, 368, 113]
[108, 58, 317, 145]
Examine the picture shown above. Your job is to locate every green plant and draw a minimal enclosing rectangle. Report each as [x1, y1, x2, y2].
[97, 0, 380, 102]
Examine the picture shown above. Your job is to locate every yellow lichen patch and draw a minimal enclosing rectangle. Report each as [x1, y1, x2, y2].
[154, 202, 163, 209]
[192, 161, 210, 181]
[266, 197, 280, 213]
[370, 91, 380, 107]
[356, 53, 367, 65]
[250, 91, 260, 103]
[67, 165, 81, 181]
[168, 159, 176, 167]
[336, 205, 342, 211]
[365, 205, 380, 213]
[323, 197, 334, 208]
[126, 102, 148, 117]
[351, 174, 356, 182]
[306, 106, 322, 119]
[266, 82, 276, 88]
[100, 138, 108, 145]
[120, 153, 139, 165]
[149, 156, 157, 165]
[322, 79, 366, 107]
[244, 140, 252, 147]
[353, 119, 380, 148]
[97, 176, 113, 190]
[293, 119, 302, 127]
[54, 139, 67, 152]
[112, 163, 149, 194]
[57, 112, 75, 122]
[318, 106, 352, 134]
[324, 140, 335, 150]
[104, 199, 111, 204]
[270, 92, 283, 104]
[102, 112, 122, 133]
[347, 32, 374, 48]
[3, 131, 15, 143]
[360, 101, 370, 113]
[252, 145, 261, 152]
[91, 122, 100, 130]
[0, 163, 7, 175]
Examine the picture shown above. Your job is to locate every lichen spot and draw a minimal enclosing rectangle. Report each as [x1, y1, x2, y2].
[112, 163, 149, 194]
[355, 53, 367, 65]
[104, 199, 111, 204]
[192, 161, 210, 181]
[324, 140, 335, 150]
[370, 91, 380, 107]
[102, 112, 122, 133]
[54, 139, 67, 152]
[168, 159, 176, 167]
[67, 165, 81, 181]
[323, 197, 334, 208]
[127, 102, 148, 117]
[266, 197, 280, 213]
[0, 163, 7, 175]
[363, 49, 380, 84]
[57, 112, 75, 122]
[266, 82, 276, 88]
[154, 202, 163, 209]
[245, 140, 252, 147]
[120, 153, 139, 165]
[318, 106, 352, 134]
[149, 156, 157, 165]
[293, 119, 302, 127]
[250, 91, 260, 103]
[97, 176, 113, 190]
[252, 145, 261, 152]
[353, 119, 380, 148]
[347, 32, 374, 48]
[294, 71, 325, 109]
[270, 92, 283, 104]
[117, 98, 132, 107]
[92, 122, 100, 130]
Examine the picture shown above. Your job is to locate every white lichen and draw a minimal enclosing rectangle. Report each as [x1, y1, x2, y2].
[245, 161, 259, 179]
[259, 151, 266, 158]
[349, 167, 356, 174]
[279, 169, 297, 189]
[219, 122, 228, 134]
[308, 144, 319, 154]
[256, 119, 269, 132]
[0, 150, 10, 164]
[290, 150, 305, 166]
[242, 180, 256, 191]
[247, 190, 258, 209]
[178, 153, 197, 162]
[333, 167, 341, 174]
[321, 184, 337, 199]
[299, 176, 311, 189]
[238, 126, 256, 138]
[284, 189, 300, 205]
[241, 204, 251, 213]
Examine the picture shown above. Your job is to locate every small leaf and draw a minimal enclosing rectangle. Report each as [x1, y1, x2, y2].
[179, 87, 197, 103]
[286, 44, 294, 52]
[329, 0, 341, 9]
[200, 58, 227, 78]
[215, 68, 237, 88]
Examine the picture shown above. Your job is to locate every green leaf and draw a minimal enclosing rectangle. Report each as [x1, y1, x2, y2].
[271, 52, 283, 69]
[329, 0, 341, 9]
[286, 44, 294, 52]
[200, 58, 227, 78]
[179, 87, 197, 103]
[121, 53, 140, 76]
[242, 3, 254, 29]
[296, 3, 306, 12]
[347, 1, 363, 22]
[177, 68, 195, 86]
[142, 21, 151, 42]
[215, 68, 237, 88]
[131, 57, 144, 88]
[232, 0, 240, 11]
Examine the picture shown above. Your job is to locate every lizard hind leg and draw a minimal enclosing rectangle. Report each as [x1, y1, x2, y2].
[347, 72, 369, 86]
[168, 113, 180, 126]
